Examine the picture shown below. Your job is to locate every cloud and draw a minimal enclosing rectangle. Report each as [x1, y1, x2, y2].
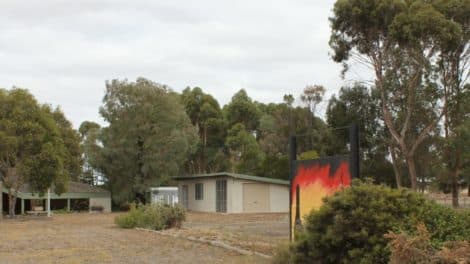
[0, 0, 369, 127]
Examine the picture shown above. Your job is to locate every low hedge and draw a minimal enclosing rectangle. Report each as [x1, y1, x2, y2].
[280, 180, 470, 264]
[115, 203, 186, 230]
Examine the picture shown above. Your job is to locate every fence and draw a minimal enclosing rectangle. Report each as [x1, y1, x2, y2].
[428, 193, 470, 208]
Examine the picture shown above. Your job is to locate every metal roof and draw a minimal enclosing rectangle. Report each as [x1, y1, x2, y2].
[174, 172, 290, 186]
[1, 181, 110, 199]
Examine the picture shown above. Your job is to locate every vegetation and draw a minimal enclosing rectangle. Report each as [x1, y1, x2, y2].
[330, 0, 470, 195]
[278, 181, 470, 263]
[115, 203, 186, 230]
[0, 88, 82, 216]
[386, 223, 470, 264]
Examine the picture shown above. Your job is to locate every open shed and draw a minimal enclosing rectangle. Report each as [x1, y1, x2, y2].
[1, 181, 111, 215]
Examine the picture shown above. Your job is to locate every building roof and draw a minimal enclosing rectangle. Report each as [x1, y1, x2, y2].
[1, 181, 110, 199]
[174, 172, 290, 186]
[17, 181, 109, 194]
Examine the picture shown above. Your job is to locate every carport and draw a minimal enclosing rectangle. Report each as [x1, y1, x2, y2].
[1, 181, 111, 216]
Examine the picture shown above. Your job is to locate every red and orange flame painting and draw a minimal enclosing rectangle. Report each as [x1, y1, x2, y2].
[291, 157, 351, 236]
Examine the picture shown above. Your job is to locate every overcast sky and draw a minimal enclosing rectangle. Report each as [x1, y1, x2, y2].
[0, 0, 368, 128]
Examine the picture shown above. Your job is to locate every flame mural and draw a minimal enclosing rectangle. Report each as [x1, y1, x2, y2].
[290, 156, 351, 236]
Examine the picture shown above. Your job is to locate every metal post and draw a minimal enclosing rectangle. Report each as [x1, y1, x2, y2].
[47, 188, 51, 217]
[289, 136, 297, 241]
[349, 123, 360, 179]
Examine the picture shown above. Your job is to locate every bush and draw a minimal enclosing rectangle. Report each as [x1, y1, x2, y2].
[386, 223, 470, 264]
[115, 203, 186, 230]
[284, 180, 470, 264]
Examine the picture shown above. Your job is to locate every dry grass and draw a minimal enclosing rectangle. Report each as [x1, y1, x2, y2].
[0, 213, 270, 264]
[161, 212, 290, 256]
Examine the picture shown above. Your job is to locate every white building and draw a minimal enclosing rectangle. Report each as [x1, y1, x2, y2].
[174, 172, 289, 213]
[149, 187, 179, 205]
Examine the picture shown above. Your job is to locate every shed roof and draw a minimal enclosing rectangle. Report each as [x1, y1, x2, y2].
[174, 172, 290, 186]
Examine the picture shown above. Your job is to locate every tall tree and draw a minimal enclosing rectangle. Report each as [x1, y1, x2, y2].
[49, 107, 83, 182]
[97, 78, 198, 204]
[0, 88, 69, 216]
[435, 0, 470, 207]
[224, 89, 261, 132]
[181, 87, 226, 174]
[330, 0, 462, 190]
[79, 121, 101, 185]
[226, 123, 264, 174]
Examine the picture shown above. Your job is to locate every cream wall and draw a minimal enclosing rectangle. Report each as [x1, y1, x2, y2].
[89, 197, 112, 213]
[178, 177, 289, 213]
[269, 184, 289, 212]
[178, 178, 216, 212]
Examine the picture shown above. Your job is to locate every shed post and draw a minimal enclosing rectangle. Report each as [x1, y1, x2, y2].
[21, 199, 25, 215]
[67, 198, 71, 212]
[47, 188, 51, 217]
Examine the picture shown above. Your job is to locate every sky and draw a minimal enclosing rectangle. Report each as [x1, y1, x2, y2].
[0, 0, 369, 128]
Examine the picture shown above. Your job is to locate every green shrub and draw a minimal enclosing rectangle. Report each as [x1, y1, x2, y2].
[285, 180, 470, 264]
[114, 203, 186, 230]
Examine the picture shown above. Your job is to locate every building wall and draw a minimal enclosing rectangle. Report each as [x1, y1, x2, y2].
[178, 178, 217, 212]
[178, 177, 289, 213]
[89, 197, 111, 213]
[269, 184, 289, 212]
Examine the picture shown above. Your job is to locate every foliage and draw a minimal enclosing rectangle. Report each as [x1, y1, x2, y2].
[0, 88, 76, 216]
[286, 181, 470, 264]
[329, 0, 469, 191]
[181, 87, 227, 174]
[115, 203, 186, 230]
[91, 78, 198, 204]
[297, 150, 319, 161]
[386, 224, 470, 264]
[223, 89, 261, 132]
[49, 107, 83, 183]
[226, 123, 264, 174]
[78, 121, 101, 185]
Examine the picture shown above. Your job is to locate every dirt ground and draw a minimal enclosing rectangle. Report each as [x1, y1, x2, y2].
[168, 212, 289, 256]
[0, 213, 279, 264]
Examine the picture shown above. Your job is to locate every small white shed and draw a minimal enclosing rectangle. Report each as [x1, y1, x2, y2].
[149, 187, 179, 205]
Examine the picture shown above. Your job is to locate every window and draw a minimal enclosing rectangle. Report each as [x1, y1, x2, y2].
[195, 183, 204, 200]
[216, 180, 227, 213]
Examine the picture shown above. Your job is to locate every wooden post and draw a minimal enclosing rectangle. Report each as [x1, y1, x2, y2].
[21, 199, 25, 215]
[0, 181, 3, 220]
[67, 198, 71, 212]
[47, 188, 51, 217]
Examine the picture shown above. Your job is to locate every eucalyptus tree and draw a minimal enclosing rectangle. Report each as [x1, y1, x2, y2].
[0, 88, 70, 216]
[97, 78, 198, 204]
[330, 0, 464, 190]
[181, 87, 226, 174]
[434, 0, 470, 206]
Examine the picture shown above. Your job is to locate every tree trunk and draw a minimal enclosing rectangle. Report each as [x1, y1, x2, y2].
[451, 170, 459, 208]
[389, 146, 402, 188]
[406, 156, 418, 191]
[8, 191, 17, 217]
